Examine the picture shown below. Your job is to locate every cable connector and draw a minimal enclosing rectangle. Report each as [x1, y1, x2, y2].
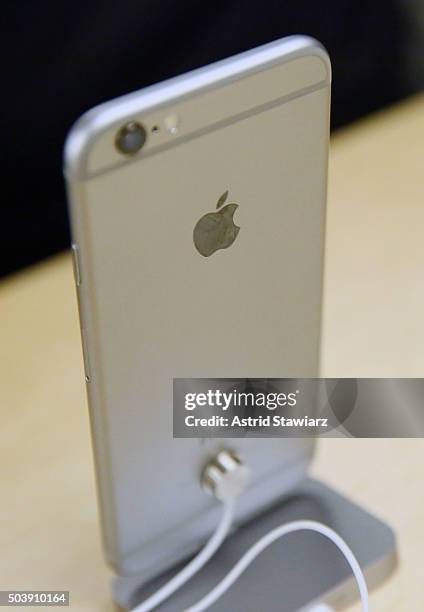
[201, 449, 250, 502]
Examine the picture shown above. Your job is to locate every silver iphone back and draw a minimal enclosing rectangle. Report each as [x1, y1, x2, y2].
[64, 36, 331, 579]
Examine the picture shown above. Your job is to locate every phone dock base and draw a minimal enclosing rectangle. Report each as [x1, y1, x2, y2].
[111, 477, 397, 611]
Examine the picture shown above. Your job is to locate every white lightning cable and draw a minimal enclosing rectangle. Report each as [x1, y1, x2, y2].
[184, 519, 369, 612]
[132, 509, 368, 612]
[132, 501, 235, 612]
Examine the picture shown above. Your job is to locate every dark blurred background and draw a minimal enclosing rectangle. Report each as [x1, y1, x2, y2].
[2, 1, 424, 278]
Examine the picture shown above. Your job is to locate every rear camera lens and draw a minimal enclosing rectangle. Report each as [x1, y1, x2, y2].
[115, 121, 146, 155]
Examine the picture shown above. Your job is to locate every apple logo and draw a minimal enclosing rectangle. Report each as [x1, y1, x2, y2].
[193, 191, 240, 257]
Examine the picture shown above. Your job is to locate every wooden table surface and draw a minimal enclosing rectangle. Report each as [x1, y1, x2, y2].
[1, 95, 423, 611]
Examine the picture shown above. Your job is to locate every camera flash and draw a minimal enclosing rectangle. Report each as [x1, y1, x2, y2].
[164, 114, 179, 134]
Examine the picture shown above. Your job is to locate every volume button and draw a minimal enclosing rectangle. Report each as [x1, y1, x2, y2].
[80, 328, 91, 383]
[71, 243, 82, 286]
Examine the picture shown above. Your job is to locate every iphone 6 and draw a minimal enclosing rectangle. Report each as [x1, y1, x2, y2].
[64, 35, 331, 579]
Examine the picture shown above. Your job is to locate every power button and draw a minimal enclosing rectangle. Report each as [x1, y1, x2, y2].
[71, 243, 82, 286]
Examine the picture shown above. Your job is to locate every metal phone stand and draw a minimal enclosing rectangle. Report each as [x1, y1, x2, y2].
[112, 478, 397, 611]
